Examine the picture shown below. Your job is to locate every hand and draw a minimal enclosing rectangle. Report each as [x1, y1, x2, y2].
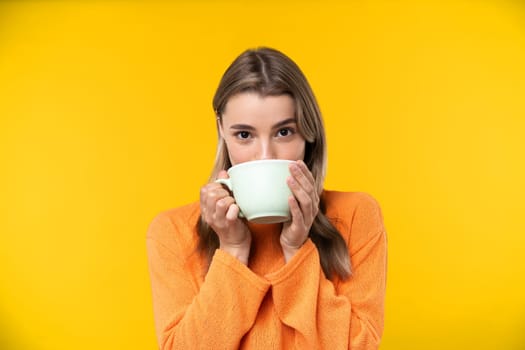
[281, 160, 320, 262]
[200, 170, 251, 265]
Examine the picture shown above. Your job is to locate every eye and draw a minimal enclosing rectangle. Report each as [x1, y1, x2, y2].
[277, 128, 294, 137]
[235, 131, 251, 139]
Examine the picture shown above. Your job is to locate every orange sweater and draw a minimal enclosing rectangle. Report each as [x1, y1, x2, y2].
[146, 190, 387, 349]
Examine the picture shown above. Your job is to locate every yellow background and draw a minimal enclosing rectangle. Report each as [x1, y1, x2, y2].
[1, 0, 524, 349]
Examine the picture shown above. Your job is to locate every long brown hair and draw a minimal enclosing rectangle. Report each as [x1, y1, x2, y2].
[197, 47, 351, 280]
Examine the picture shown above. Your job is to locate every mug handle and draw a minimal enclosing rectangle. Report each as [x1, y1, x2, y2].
[214, 178, 245, 218]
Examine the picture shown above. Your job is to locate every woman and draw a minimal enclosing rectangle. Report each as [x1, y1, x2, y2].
[147, 47, 387, 349]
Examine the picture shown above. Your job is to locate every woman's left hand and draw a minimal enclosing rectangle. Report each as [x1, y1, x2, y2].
[281, 160, 320, 262]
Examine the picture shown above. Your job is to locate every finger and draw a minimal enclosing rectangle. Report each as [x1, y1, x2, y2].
[200, 184, 221, 220]
[204, 185, 231, 218]
[297, 160, 316, 186]
[205, 187, 227, 206]
[225, 203, 241, 221]
[217, 169, 229, 179]
[200, 184, 209, 205]
[288, 195, 305, 227]
[287, 175, 315, 220]
[297, 161, 320, 202]
[291, 161, 319, 212]
[289, 162, 316, 195]
[200, 185, 208, 218]
[202, 182, 229, 198]
[215, 196, 236, 220]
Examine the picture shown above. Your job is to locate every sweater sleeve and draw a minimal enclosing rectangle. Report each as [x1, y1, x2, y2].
[265, 193, 387, 350]
[146, 211, 271, 350]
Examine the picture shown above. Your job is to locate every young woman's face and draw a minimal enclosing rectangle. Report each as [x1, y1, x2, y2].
[219, 92, 306, 166]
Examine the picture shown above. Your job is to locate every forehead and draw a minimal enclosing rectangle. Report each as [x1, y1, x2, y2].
[222, 93, 295, 125]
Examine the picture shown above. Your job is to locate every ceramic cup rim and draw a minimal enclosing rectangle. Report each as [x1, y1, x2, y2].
[227, 159, 294, 173]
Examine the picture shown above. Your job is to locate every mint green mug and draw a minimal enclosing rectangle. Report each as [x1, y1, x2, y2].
[215, 159, 293, 224]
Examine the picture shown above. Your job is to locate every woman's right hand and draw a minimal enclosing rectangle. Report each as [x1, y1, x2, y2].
[200, 170, 252, 265]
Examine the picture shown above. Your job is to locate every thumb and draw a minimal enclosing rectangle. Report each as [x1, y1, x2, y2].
[217, 170, 229, 179]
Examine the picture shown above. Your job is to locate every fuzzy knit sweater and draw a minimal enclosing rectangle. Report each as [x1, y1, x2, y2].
[146, 190, 387, 350]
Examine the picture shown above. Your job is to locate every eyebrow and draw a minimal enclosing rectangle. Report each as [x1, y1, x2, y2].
[229, 118, 297, 130]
